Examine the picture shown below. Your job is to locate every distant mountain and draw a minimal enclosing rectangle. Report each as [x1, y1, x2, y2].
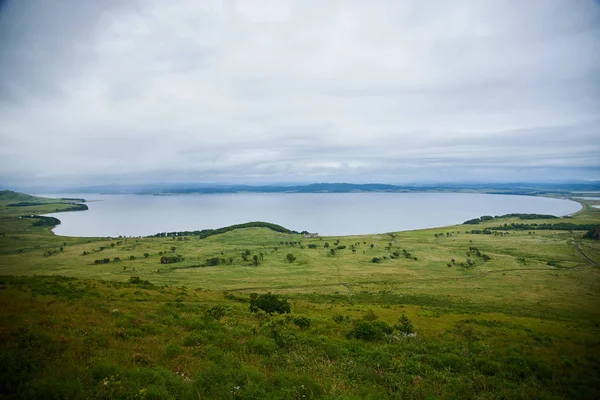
[137, 182, 600, 195]
[6, 182, 599, 196]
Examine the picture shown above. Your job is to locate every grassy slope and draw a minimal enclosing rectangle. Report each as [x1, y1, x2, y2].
[0, 192, 599, 399]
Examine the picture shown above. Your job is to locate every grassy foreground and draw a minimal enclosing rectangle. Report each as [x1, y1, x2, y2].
[1, 190, 600, 399]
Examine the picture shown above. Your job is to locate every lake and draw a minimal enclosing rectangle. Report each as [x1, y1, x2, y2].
[39, 193, 581, 237]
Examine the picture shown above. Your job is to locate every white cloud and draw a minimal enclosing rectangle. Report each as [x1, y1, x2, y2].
[0, 0, 599, 186]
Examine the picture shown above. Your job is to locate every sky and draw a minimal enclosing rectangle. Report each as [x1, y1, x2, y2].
[0, 0, 599, 188]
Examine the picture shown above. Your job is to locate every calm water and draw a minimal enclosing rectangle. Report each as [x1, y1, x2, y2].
[39, 193, 581, 237]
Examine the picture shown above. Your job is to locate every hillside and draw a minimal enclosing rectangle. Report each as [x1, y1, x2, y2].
[0, 192, 599, 398]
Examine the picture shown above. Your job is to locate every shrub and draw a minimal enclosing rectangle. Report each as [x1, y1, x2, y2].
[160, 255, 183, 264]
[204, 305, 227, 320]
[347, 321, 393, 341]
[206, 257, 222, 266]
[128, 276, 150, 285]
[332, 314, 351, 324]
[286, 253, 296, 263]
[249, 293, 291, 315]
[293, 316, 311, 329]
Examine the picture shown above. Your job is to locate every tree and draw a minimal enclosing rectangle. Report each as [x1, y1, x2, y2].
[397, 313, 414, 335]
[286, 253, 296, 263]
[249, 293, 291, 314]
[370, 244, 374, 249]
[144, 253, 149, 258]
[253, 254, 259, 266]
[170, 246, 176, 252]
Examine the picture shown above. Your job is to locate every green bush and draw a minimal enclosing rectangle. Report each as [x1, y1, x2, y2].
[347, 321, 393, 341]
[204, 305, 227, 320]
[332, 314, 351, 324]
[293, 316, 311, 329]
[249, 293, 291, 315]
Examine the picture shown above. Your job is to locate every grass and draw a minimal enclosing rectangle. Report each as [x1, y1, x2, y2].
[1, 191, 600, 398]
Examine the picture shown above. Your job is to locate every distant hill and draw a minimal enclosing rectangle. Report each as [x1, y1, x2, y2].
[0, 190, 49, 203]
[139, 182, 600, 196]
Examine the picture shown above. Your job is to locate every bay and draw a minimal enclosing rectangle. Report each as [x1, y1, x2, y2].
[39, 193, 582, 237]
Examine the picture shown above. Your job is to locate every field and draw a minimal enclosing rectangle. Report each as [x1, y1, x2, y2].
[1, 190, 600, 399]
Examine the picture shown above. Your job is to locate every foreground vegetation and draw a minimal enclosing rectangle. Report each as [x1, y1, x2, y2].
[1, 190, 599, 399]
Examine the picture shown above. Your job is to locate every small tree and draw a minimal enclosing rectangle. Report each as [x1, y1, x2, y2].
[144, 253, 149, 258]
[286, 253, 296, 263]
[253, 254, 259, 266]
[397, 313, 414, 335]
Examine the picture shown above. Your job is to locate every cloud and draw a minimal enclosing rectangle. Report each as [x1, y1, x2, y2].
[0, 0, 599, 187]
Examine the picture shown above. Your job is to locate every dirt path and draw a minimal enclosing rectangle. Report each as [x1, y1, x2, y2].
[571, 240, 598, 266]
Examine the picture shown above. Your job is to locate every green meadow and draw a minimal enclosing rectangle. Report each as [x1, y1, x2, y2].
[1, 190, 599, 399]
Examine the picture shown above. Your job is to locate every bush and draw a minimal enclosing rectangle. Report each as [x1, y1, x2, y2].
[204, 305, 227, 320]
[160, 255, 183, 264]
[128, 276, 150, 285]
[286, 253, 296, 263]
[347, 321, 393, 342]
[293, 316, 311, 329]
[332, 314, 351, 324]
[249, 293, 291, 315]
[206, 257, 222, 266]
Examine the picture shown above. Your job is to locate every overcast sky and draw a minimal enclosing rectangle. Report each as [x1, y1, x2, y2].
[0, 0, 599, 188]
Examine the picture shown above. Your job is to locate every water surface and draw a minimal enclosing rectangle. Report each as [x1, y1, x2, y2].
[39, 193, 581, 237]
